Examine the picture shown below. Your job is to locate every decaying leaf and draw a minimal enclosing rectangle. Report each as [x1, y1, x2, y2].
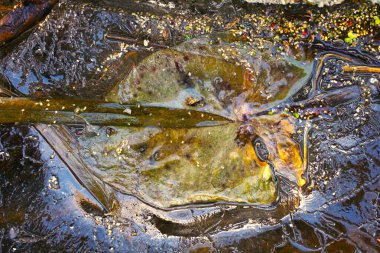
[73, 35, 309, 208]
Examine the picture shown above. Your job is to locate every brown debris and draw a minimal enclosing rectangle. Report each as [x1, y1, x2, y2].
[184, 96, 203, 106]
[235, 124, 256, 147]
[0, 0, 58, 44]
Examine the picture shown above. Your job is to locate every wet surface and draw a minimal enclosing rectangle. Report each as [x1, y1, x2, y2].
[0, 0, 380, 252]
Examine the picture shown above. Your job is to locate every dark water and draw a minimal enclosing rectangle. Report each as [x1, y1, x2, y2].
[0, 0, 379, 252]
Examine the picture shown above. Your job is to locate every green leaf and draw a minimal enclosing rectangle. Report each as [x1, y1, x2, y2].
[347, 31, 359, 39]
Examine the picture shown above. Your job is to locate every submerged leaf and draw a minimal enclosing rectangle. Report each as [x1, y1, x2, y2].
[69, 34, 310, 208]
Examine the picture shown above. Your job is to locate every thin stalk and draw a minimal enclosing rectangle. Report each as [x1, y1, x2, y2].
[105, 34, 169, 49]
[0, 97, 231, 128]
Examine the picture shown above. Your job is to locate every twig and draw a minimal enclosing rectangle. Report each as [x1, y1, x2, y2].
[105, 34, 169, 49]
[342, 65, 380, 74]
